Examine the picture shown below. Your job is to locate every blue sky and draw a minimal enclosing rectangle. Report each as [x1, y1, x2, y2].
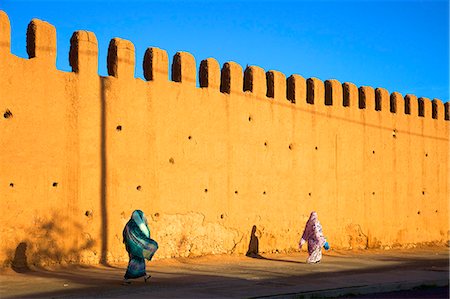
[1, 0, 448, 102]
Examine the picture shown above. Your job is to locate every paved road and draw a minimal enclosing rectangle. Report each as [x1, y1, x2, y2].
[339, 286, 449, 298]
[0, 247, 448, 298]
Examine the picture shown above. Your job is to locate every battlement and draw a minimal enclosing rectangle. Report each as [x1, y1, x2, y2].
[0, 11, 448, 121]
[1, 10, 449, 267]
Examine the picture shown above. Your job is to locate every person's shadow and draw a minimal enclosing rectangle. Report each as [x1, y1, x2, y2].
[12, 242, 30, 273]
[246, 225, 264, 259]
[245, 225, 305, 264]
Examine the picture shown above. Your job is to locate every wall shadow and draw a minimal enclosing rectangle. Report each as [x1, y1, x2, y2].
[4, 212, 95, 269]
[6, 77, 110, 269]
[100, 77, 109, 266]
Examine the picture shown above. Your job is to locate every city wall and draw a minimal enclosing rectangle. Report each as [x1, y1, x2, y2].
[0, 11, 449, 267]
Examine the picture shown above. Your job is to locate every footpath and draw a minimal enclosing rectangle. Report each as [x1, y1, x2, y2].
[0, 247, 448, 299]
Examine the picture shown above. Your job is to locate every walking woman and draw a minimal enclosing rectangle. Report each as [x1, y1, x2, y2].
[299, 211, 329, 263]
[123, 210, 159, 283]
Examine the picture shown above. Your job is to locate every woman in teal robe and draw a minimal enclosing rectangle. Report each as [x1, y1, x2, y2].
[123, 210, 158, 283]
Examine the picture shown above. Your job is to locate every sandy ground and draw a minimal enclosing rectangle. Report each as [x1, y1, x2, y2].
[0, 246, 448, 298]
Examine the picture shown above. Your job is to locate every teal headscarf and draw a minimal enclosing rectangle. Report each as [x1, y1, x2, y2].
[123, 210, 158, 260]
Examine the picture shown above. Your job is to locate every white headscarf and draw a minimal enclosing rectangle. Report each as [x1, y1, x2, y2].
[132, 210, 150, 238]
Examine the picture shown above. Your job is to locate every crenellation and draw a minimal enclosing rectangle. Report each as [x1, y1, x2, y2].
[431, 99, 439, 120]
[243, 66, 266, 97]
[342, 82, 357, 107]
[325, 79, 342, 106]
[445, 102, 449, 120]
[405, 94, 418, 116]
[286, 74, 306, 104]
[172, 51, 196, 85]
[421, 97, 432, 118]
[266, 70, 286, 101]
[375, 88, 389, 112]
[220, 62, 243, 94]
[143, 47, 169, 82]
[390, 92, 402, 114]
[69, 31, 98, 74]
[0, 11, 10, 54]
[404, 95, 410, 115]
[431, 98, 445, 120]
[26, 19, 56, 63]
[417, 97, 424, 117]
[358, 86, 375, 110]
[199, 58, 220, 89]
[418, 97, 429, 117]
[107, 38, 135, 78]
[306, 77, 324, 105]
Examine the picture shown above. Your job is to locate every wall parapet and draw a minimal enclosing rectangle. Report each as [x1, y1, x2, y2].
[1, 10, 449, 267]
[0, 11, 447, 121]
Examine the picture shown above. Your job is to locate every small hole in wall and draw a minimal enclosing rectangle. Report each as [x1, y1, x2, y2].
[234, 190, 238, 194]
[52, 182, 58, 187]
[188, 136, 192, 140]
[435, 210, 438, 213]
[372, 150, 375, 154]
[392, 129, 397, 138]
[4, 109, 13, 119]
[116, 125, 122, 131]
[136, 185, 142, 191]
[9, 183, 14, 187]
[264, 142, 268, 147]
[422, 191, 425, 195]
[315, 146, 318, 150]
[288, 144, 293, 150]
[154, 212, 160, 217]
[308, 192, 312, 196]
[220, 214, 224, 219]
[417, 211, 421, 215]
[372, 192, 375, 195]
[169, 157, 175, 164]
[263, 191, 266, 195]
[85, 210, 92, 217]
[204, 188, 208, 193]
[425, 153, 428, 157]
[248, 116, 252, 122]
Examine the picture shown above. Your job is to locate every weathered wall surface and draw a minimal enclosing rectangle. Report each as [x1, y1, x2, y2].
[1, 11, 449, 267]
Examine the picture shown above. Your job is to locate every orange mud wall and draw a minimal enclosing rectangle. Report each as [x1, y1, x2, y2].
[1, 11, 449, 267]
